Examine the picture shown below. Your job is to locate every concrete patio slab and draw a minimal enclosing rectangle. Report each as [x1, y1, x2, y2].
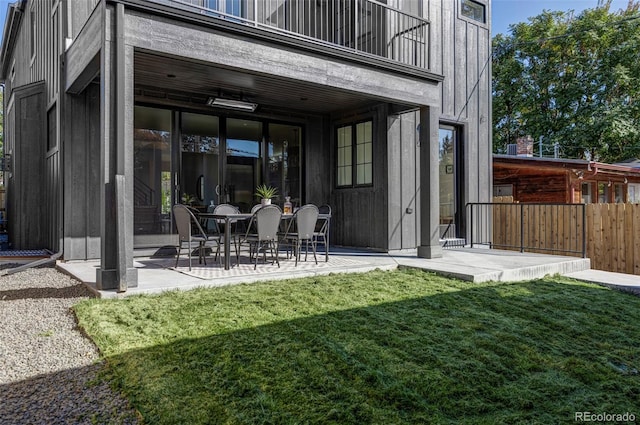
[391, 247, 591, 283]
[565, 269, 640, 295]
[55, 247, 594, 298]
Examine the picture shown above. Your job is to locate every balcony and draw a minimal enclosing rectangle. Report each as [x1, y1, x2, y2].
[148, 0, 430, 70]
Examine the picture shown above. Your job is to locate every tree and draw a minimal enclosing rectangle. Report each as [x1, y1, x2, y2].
[492, 0, 640, 163]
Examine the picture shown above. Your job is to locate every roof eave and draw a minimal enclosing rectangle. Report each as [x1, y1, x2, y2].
[0, 1, 26, 82]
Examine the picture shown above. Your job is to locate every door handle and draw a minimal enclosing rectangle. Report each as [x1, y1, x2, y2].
[197, 175, 204, 201]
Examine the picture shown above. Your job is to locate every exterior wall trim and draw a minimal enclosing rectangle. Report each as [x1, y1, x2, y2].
[110, 0, 444, 84]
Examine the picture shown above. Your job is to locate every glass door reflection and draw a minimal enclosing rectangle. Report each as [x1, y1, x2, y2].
[439, 125, 456, 239]
[181, 113, 220, 210]
[133, 106, 173, 247]
[225, 118, 262, 211]
[267, 123, 302, 207]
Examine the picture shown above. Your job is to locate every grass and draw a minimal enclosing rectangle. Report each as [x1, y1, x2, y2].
[73, 269, 640, 424]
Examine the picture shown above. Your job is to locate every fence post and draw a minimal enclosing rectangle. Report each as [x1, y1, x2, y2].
[582, 204, 587, 258]
[520, 204, 524, 253]
[469, 203, 474, 249]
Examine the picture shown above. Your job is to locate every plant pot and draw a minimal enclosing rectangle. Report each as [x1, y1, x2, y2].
[261, 198, 271, 206]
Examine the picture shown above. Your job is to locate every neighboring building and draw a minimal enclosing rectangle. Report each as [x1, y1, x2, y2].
[494, 154, 640, 204]
[0, 0, 492, 291]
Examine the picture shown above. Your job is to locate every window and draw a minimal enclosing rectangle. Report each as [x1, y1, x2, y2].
[581, 183, 593, 204]
[461, 0, 485, 23]
[598, 182, 610, 203]
[47, 104, 57, 151]
[493, 184, 513, 197]
[207, 0, 247, 18]
[337, 126, 352, 186]
[614, 183, 625, 203]
[356, 121, 373, 185]
[629, 183, 640, 203]
[336, 120, 373, 187]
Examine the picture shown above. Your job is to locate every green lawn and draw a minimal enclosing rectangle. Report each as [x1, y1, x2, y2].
[74, 269, 640, 424]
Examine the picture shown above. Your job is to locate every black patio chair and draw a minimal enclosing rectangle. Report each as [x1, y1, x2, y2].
[173, 204, 221, 271]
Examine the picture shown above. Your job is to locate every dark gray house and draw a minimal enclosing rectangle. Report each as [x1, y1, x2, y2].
[0, 0, 492, 291]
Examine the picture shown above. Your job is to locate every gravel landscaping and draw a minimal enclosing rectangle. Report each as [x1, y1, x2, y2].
[0, 264, 139, 425]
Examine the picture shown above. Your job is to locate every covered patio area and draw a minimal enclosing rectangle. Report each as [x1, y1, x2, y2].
[56, 247, 591, 298]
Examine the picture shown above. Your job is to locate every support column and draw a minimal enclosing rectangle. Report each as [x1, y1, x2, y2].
[96, 3, 137, 290]
[417, 106, 443, 259]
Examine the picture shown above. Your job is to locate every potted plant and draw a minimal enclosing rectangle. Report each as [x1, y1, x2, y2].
[181, 193, 196, 206]
[255, 184, 278, 205]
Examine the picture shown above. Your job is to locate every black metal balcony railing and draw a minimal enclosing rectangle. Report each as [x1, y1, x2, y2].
[155, 0, 429, 70]
[467, 203, 587, 258]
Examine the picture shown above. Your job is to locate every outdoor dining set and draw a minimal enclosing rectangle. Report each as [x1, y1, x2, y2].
[173, 203, 331, 271]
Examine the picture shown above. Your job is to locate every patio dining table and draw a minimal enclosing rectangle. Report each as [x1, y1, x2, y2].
[199, 211, 331, 270]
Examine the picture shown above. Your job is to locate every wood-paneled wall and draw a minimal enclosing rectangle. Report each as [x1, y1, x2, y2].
[62, 83, 102, 260]
[431, 0, 492, 205]
[8, 0, 62, 104]
[387, 111, 420, 250]
[494, 168, 570, 203]
[3, 0, 101, 253]
[7, 82, 46, 250]
[330, 105, 389, 250]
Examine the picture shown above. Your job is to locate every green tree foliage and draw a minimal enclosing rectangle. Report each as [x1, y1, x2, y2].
[492, 0, 640, 163]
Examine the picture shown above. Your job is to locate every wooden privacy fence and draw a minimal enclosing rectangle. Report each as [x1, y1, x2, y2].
[469, 203, 587, 257]
[468, 202, 640, 276]
[585, 203, 640, 276]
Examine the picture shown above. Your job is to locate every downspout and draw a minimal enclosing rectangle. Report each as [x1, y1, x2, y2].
[0, 251, 63, 276]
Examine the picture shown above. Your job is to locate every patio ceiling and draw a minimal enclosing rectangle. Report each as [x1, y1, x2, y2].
[134, 51, 414, 115]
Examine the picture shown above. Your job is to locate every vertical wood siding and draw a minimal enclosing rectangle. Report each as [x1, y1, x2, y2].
[387, 111, 420, 250]
[62, 84, 102, 260]
[26, 0, 59, 103]
[430, 0, 492, 202]
[387, 1, 492, 249]
[330, 105, 388, 250]
[69, 0, 101, 39]
[4, 0, 75, 252]
[8, 83, 46, 250]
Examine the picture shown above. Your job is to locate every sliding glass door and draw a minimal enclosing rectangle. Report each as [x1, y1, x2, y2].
[180, 113, 220, 208]
[267, 123, 302, 207]
[225, 118, 262, 211]
[134, 107, 304, 250]
[133, 106, 173, 247]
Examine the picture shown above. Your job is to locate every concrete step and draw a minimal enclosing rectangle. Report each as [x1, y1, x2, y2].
[393, 248, 591, 283]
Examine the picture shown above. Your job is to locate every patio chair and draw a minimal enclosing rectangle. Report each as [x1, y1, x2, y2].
[173, 204, 221, 271]
[213, 203, 242, 253]
[282, 204, 319, 266]
[313, 204, 331, 262]
[238, 204, 282, 269]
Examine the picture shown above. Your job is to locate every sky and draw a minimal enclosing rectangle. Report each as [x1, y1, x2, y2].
[492, 0, 633, 36]
[0, 0, 9, 43]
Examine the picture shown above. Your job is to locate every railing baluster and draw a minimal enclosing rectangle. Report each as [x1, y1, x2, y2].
[160, 0, 430, 69]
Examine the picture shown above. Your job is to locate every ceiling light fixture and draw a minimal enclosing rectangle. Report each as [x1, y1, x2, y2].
[206, 97, 258, 112]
